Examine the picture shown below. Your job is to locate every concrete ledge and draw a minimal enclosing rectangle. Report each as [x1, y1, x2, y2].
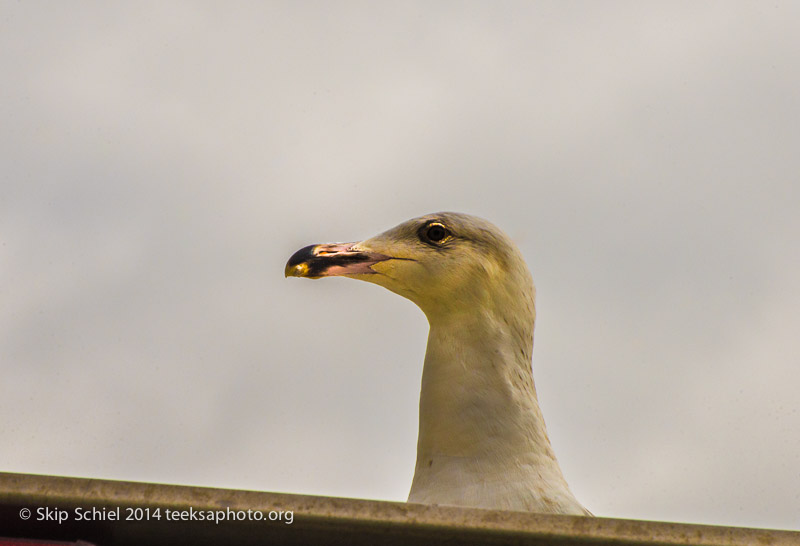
[0, 472, 797, 545]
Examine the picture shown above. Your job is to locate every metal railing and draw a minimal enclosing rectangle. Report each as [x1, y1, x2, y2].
[1, 472, 797, 545]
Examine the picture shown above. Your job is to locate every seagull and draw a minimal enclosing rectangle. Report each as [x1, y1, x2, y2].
[285, 212, 591, 515]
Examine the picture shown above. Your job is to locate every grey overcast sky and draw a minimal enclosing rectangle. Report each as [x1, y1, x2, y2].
[1, 1, 799, 531]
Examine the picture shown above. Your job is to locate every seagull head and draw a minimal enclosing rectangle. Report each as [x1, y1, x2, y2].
[285, 212, 534, 322]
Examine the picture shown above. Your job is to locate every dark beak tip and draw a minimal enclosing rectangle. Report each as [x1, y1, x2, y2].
[286, 244, 318, 269]
[285, 244, 320, 278]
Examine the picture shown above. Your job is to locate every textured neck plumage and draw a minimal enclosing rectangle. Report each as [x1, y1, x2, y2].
[407, 273, 588, 514]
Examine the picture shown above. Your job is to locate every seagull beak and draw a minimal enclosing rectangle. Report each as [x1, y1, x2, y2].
[285, 243, 392, 279]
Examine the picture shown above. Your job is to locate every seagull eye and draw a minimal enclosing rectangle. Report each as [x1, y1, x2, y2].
[422, 222, 450, 244]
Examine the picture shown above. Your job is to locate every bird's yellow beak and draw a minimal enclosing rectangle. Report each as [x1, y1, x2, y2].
[285, 243, 392, 279]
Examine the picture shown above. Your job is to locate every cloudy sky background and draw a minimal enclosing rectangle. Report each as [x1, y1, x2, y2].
[2, 1, 799, 531]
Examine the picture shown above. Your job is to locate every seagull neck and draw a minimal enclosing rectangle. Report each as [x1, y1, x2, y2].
[416, 306, 556, 462]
